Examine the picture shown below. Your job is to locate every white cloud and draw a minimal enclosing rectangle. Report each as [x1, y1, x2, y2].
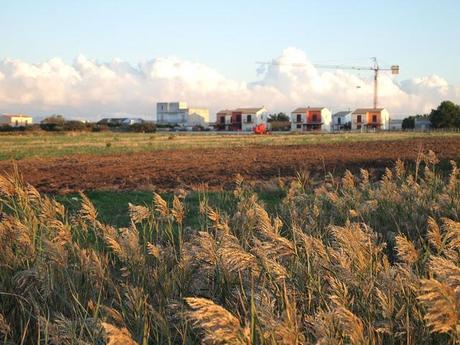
[0, 47, 459, 120]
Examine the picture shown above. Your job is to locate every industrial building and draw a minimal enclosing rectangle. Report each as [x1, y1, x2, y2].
[415, 118, 432, 130]
[156, 102, 209, 127]
[389, 119, 403, 131]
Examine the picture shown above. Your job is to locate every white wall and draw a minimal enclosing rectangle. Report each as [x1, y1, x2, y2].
[0, 116, 33, 126]
[321, 108, 332, 132]
[241, 108, 268, 131]
[188, 108, 209, 124]
[381, 109, 390, 130]
[332, 113, 352, 127]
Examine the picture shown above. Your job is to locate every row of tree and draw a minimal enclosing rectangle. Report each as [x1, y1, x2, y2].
[39, 115, 156, 132]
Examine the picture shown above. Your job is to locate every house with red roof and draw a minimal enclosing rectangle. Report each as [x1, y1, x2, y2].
[290, 107, 332, 132]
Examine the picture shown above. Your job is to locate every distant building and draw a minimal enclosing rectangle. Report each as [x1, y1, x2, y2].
[415, 118, 432, 130]
[121, 118, 144, 126]
[291, 107, 332, 132]
[0, 114, 33, 127]
[389, 119, 403, 131]
[156, 102, 209, 127]
[351, 108, 390, 130]
[216, 107, 268, 131]
[97, 117, 144, 127]
[332, 111, 352, 131]
[215, 110, 233, 131]
[187, 108, 210, 127]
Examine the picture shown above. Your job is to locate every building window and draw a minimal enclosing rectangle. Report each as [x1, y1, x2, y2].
[296, 124, 301, 129]
[357, 115, 362, 123]
[312, 114, 318, 122]
[296, 114, 302, 122]
[236, 115, 241, 122]
[220, 116, 225, 124]
[357, 124, 362, 130]
[15, 120, 18, 126]
[372, 115, 377, 123]
[337, 117, 341, 125]
[247, 114, 252, 123]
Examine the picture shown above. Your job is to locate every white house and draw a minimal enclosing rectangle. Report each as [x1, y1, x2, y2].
[237, 107, 268, 132]
[291, 107, 332, 132]
[216, 107, 268, 131]
[0, 114, 33, 127]
[332, 111, 352, 131]
[156, 102, 209, 127]
[351, 108, 390, 131]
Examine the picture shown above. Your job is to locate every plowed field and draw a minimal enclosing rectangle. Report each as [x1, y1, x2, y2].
[1, 136, 459, 193]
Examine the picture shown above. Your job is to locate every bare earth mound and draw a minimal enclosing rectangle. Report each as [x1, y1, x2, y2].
[1, 137, 460, 193]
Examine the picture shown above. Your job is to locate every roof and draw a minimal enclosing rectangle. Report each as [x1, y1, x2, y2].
[352, 108, 384, 114]
[1, 114, 33, 118]
[291, 107, 325, 113]
[216, 109, 233, 115]
[333, 111, 352, 117]
[234, 107, 265, 114]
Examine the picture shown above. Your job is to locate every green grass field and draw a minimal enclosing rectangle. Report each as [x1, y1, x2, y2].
[55, 189, 284, 228]
[0, 130, 458, 160]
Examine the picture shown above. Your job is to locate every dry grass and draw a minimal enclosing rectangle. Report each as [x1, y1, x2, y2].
[0, 151, 460, 344]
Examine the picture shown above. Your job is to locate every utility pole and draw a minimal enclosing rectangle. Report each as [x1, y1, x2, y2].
[371, 57, 379, 109]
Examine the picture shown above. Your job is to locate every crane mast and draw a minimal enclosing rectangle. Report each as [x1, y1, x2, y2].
[256, 57, 399, 109]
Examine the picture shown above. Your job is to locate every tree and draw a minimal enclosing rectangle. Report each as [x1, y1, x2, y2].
[40, 115, 66, 131]
[41, 114, 65, 125]
[429, 101, 460, 128]
[63, 120, 88, 131]
[268, 112, 290, 122]
[402, 116, 415, 130]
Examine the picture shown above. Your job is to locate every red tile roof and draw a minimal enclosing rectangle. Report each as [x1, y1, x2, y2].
[291, 107, 326, 113]
[234, 107, 265, 114]
[352, 108, 384, 114]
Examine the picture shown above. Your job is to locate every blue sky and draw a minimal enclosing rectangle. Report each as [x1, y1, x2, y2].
[1, 0, 459, 83]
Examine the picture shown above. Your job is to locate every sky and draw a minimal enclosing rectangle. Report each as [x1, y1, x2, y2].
[0, 0, 459, 120]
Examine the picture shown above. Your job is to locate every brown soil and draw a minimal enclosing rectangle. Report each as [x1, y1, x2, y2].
[1, 137, 459, 194]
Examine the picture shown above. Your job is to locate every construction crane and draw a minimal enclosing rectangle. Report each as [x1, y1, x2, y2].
[256, 57, 399, 109]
